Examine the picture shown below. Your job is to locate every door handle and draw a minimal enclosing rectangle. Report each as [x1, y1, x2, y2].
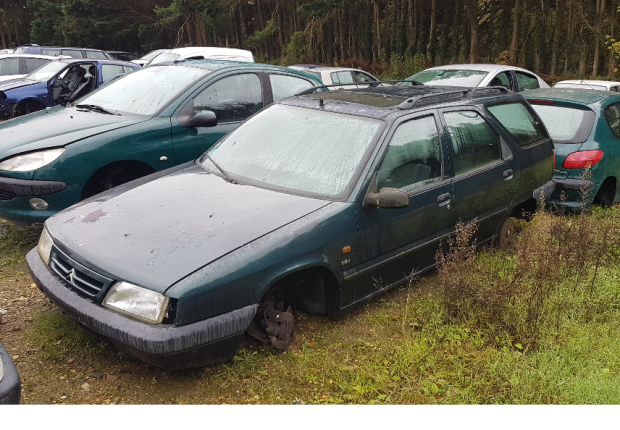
[503, 169, 513, 180]
[437, 192, 451, 207]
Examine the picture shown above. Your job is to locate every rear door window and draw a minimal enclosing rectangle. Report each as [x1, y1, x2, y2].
[515, 72, 540, 91]
[0, 58, 20, 75]
[61, 50, 83, 58]
[24, 58, 48, 73]
[101, 64, 126, 82]
[193, 73, 263, 122]
[353, 71, 377, 83]
[444, 111, 502, 175]
[270, 74, 314, 101]
[604, 103, 620, 139]
[486, 101, 548, 146]
[331, 71, 354, 84]
[41, 48, 60, 56]
[85, 51, 107, 59]
[489, 71, 511, 89]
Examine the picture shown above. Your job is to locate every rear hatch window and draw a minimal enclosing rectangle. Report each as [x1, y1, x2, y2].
[529, 103, 595, 144]
[486, 100, 549, 146]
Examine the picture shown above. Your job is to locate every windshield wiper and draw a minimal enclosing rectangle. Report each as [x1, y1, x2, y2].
[204, 152, 237, 184]
[76, 104, 120, 116]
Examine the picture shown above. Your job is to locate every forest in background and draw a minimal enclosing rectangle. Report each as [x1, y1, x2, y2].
[1, 0, 620, 80]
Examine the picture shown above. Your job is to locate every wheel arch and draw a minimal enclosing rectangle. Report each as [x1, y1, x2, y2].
[80, 159, 157, 200]
[257, 256, 341, 318]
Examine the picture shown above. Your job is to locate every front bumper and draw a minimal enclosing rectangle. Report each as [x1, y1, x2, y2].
[0, 342, 21, 405]
[27, 248, 258, 369]
[0, 176, 80, 225]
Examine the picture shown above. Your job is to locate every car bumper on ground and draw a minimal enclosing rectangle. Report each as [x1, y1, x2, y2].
[0, 342, 21, 405]
[26, 249, 257, 369]
[0, 176, 80, 224]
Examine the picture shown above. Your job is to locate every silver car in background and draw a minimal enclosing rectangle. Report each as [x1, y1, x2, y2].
[401, 64, 550, 92]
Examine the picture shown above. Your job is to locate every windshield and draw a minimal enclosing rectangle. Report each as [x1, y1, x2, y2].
[25, 61, 67, 82]
[554, 83, 608, 91]
[199, 104, 383, 198]
[402, 69, 488, 87]
[530, 104, 595, 143]
[142, 50, 166, 61]
[76, 66, 208, 116]
[149, 53, 180, 65]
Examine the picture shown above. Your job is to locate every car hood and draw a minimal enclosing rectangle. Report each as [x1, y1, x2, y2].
[0, 75, 25, 83]
[0, 77, 35, 92]
[0, 106, 147, 158]
[46, 163, 331, 293]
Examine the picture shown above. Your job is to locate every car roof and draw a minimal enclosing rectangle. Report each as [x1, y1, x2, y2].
[59, 58, 139, 67]
[166, 46, 252, 56]
[522, 88, 620, 105]
[18, 44, 106, 52]
[281, 85, 517, 119]
[160, 58, 320, 78]
[555, 80, 620, 87]
[422, 63, 526, 72]
[290, 65, 367, 72]
[0, 54, 67, 60]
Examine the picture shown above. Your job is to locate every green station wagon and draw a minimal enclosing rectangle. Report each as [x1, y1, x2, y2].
[524, 88, 620, 207]
[27, 85, 555, 369]
[0, 60, 321, 224]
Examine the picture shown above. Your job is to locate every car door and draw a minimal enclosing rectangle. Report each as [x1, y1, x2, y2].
[170, 72, 268, 162]
[440, 107, 519, 244]
[347, 112, 454, 302]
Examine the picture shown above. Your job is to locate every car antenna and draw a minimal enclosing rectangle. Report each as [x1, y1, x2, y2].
[319, 98, 324, 107]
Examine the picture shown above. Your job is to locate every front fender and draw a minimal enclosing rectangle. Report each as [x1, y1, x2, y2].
[258, 254, 333, 295]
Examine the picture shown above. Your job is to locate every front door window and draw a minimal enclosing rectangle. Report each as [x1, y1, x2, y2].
[193, 73, 263, 122]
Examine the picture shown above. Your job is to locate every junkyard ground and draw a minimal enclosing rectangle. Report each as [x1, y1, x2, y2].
[3, 214, 620, 405]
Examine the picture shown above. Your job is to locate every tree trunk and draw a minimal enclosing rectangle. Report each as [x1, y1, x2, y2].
[550, 0, 565, 77]
[579, 39, 587, 75]
[276, 2, 284, 53]
[427, 0, 436, 65]
[593, 0, 606, 78]
[374, 0, 382, 60]
[0, 16, 6, 49]
[509, 0, 521, 66]
[466, 0, 478, 63]
[487, 0, 496, 62]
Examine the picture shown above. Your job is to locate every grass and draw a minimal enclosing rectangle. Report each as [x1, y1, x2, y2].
[6, 203, 620, 403]
[0, 220, 41, 267]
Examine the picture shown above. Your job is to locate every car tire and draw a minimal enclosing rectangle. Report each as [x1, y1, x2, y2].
[12, 100, 45, 118]
[497, 217, 516, 248]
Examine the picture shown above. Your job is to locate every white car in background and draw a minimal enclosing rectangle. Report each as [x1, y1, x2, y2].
[0, 54, 71, 82]
[0, 49, 14, 55]
[400, 64, 550, 92]
[553, 80, 620, 92]
[131, 49, 170, 67]
[288, 65, 381, 89]
[147, 47, 254, 66]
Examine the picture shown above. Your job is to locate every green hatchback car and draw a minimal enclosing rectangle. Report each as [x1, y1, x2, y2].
[0, 60, 322, 224]
[28, 84, 555, 369]
[524, 88, 620, 207]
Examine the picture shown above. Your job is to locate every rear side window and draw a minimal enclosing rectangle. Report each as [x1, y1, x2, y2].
[486, 101, 548, 146]
[24, 59, 48, 73]
[0, 58, 20, 75]
[41, 48, 60, 56]
[444, 111, 502, 175]
[193, 73, 263, 122]
[515, 72, 540, 91]
[604, 103, 620, 139]
[530, 104, 595, 143]
[353, 71, 376, 83]
[270, 74, 313, 101]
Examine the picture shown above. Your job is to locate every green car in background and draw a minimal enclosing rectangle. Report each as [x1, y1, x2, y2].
[0, 60, 322, 224]
[524, 88, 620, 208]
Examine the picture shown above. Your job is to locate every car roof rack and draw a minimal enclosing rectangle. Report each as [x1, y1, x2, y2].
[396, 86, 513, 110]
[295, 80, 425, 95]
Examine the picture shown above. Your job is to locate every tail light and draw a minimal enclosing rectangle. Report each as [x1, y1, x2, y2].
[563, 150, 604, 169]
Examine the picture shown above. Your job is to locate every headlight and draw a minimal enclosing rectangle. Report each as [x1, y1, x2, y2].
[103, 281, 170, 324]
[0, 148, 65, 172]
[37, 227, 53, 266]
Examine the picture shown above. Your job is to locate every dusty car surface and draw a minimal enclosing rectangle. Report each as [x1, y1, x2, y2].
[0, 341, 20, 404]
[401, 64, 550, 92]
[27, 84, 554, 369]
[0, 58, 140, 119]
[0, 60, 320, 225]
[524, 88, 620, 208]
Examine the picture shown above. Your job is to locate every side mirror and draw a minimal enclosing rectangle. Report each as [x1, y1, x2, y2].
[188, 110, 217, 128]
[364, 187, 409, 209]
